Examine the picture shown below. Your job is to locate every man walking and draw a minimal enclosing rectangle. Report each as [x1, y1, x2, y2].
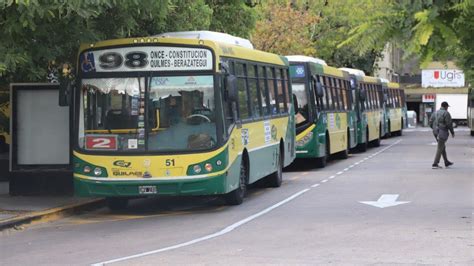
[429, 101, 455, 169]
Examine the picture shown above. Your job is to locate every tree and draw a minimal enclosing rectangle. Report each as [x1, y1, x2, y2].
[339, 0, 474, 84]
[206, 0, 257, 38]
[252, 1, 317, 55]
[252, 0, 387, 75]
[0, 0, 257, 86]
[307, 0, 388, 74]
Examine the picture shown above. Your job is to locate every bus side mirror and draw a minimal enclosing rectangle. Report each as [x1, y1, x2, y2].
[315, 80, 324, 98]
[292, 94, 299, 113]
[59, 78, 73, 106]
[225, 74, 238, 102]
[359, 89, 367, 102]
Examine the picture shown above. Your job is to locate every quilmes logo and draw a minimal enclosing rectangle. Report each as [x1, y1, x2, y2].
[113, 160, 132, 168]
[433, 70, 463, 81]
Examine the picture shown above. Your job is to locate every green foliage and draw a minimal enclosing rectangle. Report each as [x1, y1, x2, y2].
[252, 0, 388, 75]
[252, 1, 317, 55]
[206, 0, 257, 38]
[340, 0, 474, 85]
[0, 0, 257, 85]
[309, 0, 390, 74]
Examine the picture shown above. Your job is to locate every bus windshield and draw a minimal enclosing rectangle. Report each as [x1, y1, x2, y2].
[148, 75, 217, 151]
[292, 83, 310, 127]
[78, 76, 217, 152]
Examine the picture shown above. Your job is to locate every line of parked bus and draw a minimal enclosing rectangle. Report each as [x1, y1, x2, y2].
[59, 31, 406, 209]
[288, 56, 406, 168]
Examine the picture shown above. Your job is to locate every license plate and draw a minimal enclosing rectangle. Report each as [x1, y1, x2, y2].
[138, 186, 157, 195]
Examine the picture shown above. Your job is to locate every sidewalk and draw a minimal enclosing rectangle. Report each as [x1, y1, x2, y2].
[0, 181, 104, 231]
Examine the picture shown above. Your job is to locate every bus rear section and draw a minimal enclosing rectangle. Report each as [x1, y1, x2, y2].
[382, 82, 404, 137]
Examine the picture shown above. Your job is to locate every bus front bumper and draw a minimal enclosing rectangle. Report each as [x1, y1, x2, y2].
[74, 174, 227, 197]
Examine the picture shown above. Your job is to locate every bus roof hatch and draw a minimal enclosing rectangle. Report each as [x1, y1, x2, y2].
[154, 31, 254, 49]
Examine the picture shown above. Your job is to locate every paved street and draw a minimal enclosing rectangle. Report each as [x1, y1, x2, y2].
[1, 128, 473, 265]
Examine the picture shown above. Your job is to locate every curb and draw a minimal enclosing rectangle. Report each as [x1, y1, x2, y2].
[0, 198, 106, 231]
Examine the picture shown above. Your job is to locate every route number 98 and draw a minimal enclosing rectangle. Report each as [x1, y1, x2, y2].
[99, 52, 148, 70]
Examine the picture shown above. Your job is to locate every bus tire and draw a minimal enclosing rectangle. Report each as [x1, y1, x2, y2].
[266, 147, 283, 187]
[373, 124, 381, 147]
[358, 128, 368, 152]
[386, 121, 392, 138]
[224, 156, 248, 205]
[398, 119, 403, 136]
[471, 130, 474, 136]
[106, 197, 128, 210]
[316, 134, 329, 168]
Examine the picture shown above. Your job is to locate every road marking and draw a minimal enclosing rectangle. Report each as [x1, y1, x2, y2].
[343, 168, 349, 171]
[91, 188, 311, 266]
[302, 172, 309, 176]
[91, 139, 403, 265]
[321, 179, 328, 183]
[359, 194, 410, 209]
[329, 175, 335, 179]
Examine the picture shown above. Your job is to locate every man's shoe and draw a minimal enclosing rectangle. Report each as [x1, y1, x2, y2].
[445, 161, 453, 167]
[432, 164, 442, 169]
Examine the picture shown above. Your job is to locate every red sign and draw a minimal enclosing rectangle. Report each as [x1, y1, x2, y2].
[422, 94, 436, 103]
[85, 135, 118, 150]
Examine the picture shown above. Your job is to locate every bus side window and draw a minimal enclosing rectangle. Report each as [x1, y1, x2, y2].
[340, 79, 348, 111]
[236, 62, 249, 120]
[266, 67, 278, 115]
[324, 76, 333, 110]
[247, 64, 261, 118]
[258, 65, 270, 116]
[313, 75, 323, 111]
[276, 68, 288, 113]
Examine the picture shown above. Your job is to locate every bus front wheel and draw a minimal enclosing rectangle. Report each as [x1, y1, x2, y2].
[315, 135, 329, 168]
[224, 158, 248, 205]
[372, 125, 382, 147]
[106, 197, 128, 210]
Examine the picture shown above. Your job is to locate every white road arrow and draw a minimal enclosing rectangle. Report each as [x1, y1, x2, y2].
[359, 194, 410, 209]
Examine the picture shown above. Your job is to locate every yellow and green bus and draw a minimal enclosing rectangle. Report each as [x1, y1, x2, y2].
[381, 81, 405, 137]
[468, 88, 474, 136]
[65, 31, 295, 209]
[341, 69, 384, 151]
[287, 56, 356, 167]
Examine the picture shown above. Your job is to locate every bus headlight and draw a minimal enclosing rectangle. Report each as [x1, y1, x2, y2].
[83, 166, 92, 173]
[94, 167, 103, 176]
[296, 131, 313, 147]
[193, 165, 202, 174]
[204, 163, 213, 172]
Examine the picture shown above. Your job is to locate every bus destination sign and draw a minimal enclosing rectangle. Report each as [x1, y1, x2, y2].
[80, 46, 213, 73]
